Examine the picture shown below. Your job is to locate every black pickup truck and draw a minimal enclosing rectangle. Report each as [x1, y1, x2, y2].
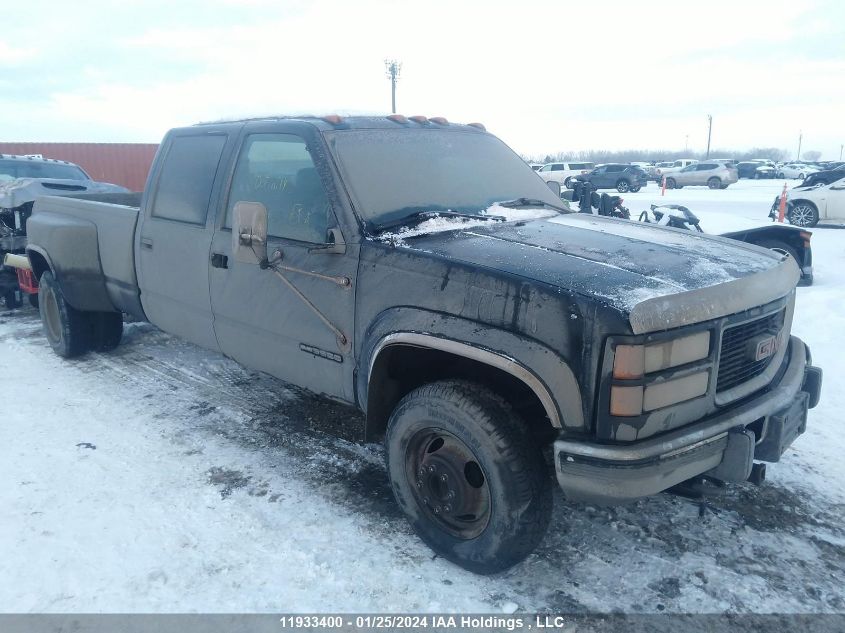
[22, 115, 822, 573]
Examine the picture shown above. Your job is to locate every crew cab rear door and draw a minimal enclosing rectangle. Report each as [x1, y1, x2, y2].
[135, 128, 235, 350]
[208, 122, 357, 401]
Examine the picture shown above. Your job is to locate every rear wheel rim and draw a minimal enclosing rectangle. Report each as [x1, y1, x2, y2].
[791, 205, 815, 227]
[617, 181, 629, 192]
[406, 428, 491, 540]
[43, 287, 62, 344]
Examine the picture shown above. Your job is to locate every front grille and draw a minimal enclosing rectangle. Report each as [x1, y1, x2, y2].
[717, 310, 785, 393]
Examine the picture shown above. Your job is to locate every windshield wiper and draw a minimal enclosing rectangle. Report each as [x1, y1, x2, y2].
[496, 197, 570, 213]
[373, 210, 506, 233]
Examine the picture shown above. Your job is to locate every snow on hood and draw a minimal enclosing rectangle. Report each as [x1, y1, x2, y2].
[375, 203, 561, 244]
[0, 178, 130, 208]
[393, 211, 799, 333]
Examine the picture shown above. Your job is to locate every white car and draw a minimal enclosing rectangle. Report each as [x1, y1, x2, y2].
[654, 158, 699, 180]
[778, 164, 819, 180]
[785, 177, 845, 227]
[537, 161, 596, 188]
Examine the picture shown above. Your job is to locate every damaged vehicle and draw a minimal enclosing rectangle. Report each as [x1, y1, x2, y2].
[19, 116, 822, 574]
[0, 155, 129, 308]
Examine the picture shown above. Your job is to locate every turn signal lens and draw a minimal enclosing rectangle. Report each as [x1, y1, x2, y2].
[610, 386, 644, 417]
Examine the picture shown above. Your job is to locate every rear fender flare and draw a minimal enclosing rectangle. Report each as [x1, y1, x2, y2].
[25, 212, 113, 312]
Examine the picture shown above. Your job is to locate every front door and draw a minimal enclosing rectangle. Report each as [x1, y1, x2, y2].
[209, 128, 357, 400]
[136, 131, 230, 350]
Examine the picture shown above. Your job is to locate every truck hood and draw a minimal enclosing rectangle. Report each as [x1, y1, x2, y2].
[401, 213, 799, 334]
[0, 178, 130, 208]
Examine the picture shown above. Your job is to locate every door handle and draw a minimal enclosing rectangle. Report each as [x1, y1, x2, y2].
[211, 253, 229, 269]
[140, 237, 153, 250]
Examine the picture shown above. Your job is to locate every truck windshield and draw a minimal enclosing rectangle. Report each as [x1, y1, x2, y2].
[325, 129, 566, 231]
[0, 160, 90, 181]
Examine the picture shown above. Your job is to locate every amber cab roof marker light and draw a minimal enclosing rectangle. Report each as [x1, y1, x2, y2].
[321, 114, 344, 125]
[409, 115, 429, 124]
[467, 122, 486, 131]
[429, 117, 449, 125]
[386, 114, 409, 124]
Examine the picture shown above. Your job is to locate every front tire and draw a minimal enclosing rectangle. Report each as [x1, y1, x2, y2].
[385, 380, 552, 574]
[616, 180, 630, 193]
[665, 177, 676, 189]
[788, 202, 819, 228]
[38, 271, 90, 357]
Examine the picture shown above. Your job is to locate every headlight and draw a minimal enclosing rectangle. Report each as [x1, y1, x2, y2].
[610, 372, 710, 417]
[609, 331, 711, 417]
[613, 331, 710, 379]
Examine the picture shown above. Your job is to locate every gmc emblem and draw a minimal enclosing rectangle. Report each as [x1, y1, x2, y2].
[751, 331, 784, 362]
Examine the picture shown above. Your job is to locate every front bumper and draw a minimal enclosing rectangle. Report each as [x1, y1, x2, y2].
[554, 336, 821, 504]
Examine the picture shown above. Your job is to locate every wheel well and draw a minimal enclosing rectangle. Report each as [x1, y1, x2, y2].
[27, 251, 50, 281]
[366, 345, 556, 445]
[790, 199, 817, 211]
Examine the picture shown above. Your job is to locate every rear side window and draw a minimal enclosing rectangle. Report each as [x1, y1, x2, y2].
[606, 165, 624, 173]
[551, 164, 564, 171]
[568, 162, 590, 170]
[697, 163, 718, 170]
[151, 135, 227, 225]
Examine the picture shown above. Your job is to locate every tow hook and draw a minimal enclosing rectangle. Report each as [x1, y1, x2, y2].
[748, 462, 767, 486]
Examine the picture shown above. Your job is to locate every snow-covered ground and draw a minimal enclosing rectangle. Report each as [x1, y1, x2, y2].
[1, 180, 843, 614]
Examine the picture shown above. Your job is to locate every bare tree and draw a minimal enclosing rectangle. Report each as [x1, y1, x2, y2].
[802, 150, 822, 162]
[525, 147, 790, 164]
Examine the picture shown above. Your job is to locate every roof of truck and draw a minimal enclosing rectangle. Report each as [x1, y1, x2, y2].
[0, 154, 82, 167]
[194, 114, 488, 133]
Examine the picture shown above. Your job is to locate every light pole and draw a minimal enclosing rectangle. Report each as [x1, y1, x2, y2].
[840, 144, 843, 161]
[705, 114, 712, 159]
[685, 134, 689, 152]
[797, 131, 802, 161]
[384, 59, 402, 114]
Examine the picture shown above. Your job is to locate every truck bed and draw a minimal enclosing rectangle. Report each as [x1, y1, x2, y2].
[27, 194, 144, 317]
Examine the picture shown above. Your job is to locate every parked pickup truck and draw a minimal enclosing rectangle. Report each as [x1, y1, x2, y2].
[23, 115, 822, 574]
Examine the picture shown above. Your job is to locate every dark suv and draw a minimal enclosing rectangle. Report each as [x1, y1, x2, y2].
[575, 164, 648, 193]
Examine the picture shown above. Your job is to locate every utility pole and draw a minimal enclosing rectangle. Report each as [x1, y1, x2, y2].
[797, 131, 802, 161]
[685, 135, 689, 152]
[705, 115, 712, 159]
[384, 59, 402, 114]
[840, 144, 843, 161]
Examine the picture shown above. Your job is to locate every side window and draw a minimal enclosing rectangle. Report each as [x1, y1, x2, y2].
[551, 164, 564, 171]
[151, 135, 227, 225]
[226, 133, 330, 244]
[593, 166, 606, 174]
[539, 165, 550, 172]
[606, 165, 623, 173]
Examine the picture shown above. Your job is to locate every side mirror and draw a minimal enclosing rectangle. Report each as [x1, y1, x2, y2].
[546, 180, 562, 198]
[232, 201, 268, 264]
[309, 228, 347, 255]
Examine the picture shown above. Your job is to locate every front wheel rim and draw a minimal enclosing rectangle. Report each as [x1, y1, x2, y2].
[618, 182, 629, 192]
[406, 428, 491, 540]
[791, 205, 815, 226]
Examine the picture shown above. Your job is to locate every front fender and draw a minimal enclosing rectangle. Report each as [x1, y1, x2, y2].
[357, 307, 584, 432]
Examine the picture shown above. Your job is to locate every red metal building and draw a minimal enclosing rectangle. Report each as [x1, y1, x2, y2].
[0, 142, 159, 191]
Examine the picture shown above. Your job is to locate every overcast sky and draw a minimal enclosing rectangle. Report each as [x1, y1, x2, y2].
[2, 0, 843, 159]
